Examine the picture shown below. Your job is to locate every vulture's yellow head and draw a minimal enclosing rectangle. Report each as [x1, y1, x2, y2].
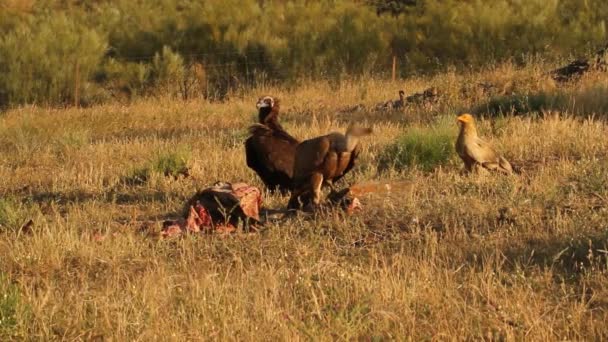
[456, 113, 475, 125]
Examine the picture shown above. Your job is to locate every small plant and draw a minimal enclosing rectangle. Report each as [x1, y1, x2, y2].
[562, 161, 608, 196]
[153, 151, 191, 177]
[0, 274, 22, 337]
[124, 148, 191, 185]
[378, 120, 456, 172]
[0, 199, 19, 229]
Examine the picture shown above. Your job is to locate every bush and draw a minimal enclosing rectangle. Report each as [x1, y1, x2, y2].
[125, 148, 191, 185]
[97, 59, 151, 100]
[0, 14, 106, 106]
[379, 119, 457, 172]
[1, 0, 608, 106]
[150, 46, 185, 98]
[152, 149, 190, 177]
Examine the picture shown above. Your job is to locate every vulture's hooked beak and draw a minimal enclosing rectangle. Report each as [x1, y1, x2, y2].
[456, 114, 472, 125]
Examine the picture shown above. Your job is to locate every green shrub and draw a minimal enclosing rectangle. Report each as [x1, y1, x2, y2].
[92, 0, 608, 89]
[1, 0, 608, 106]
[0, 14, 106, 106]
[152, 149, 190, 176]
[97, 58, 151, 100]
[0, 274, 22, 337]
[379, 120, 457, 172]
[150, 46, 185, 98]
[125, 148, 191, 185]
[0, 199, 20, 229]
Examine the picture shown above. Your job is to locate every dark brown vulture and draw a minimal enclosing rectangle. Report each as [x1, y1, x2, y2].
[406, 87, 439, 105]
[287, 124, 372, 210]
[245, 96, 299, 193]
[375, 90, 405, 111]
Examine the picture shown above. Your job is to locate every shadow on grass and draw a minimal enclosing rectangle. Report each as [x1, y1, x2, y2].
[108, 190, 183, 205]
[460, 230, 608, 282]
[28, 190, 98, 205]
[21, 189, 184, 208]
[503, 231, 608, 277]
[89, 126, 208, 144]
[121, 149, 191, 186]
[471, 92, 567, 117]
[284, 104, 445, 128]
[471, 84, 608, 118]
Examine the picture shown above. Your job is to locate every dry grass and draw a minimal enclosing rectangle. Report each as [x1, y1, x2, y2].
[1, 62, 608, 340]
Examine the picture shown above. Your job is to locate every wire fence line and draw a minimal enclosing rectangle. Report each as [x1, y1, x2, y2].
[107, 45, 397, 74]
[63, 46, 400, 105]
[106, 49, 397, 83]
[115, 49, 274, 62]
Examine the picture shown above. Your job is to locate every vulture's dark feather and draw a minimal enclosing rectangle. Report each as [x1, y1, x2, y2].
[287, 125, 372, 210]
[245, 96, 299, 194]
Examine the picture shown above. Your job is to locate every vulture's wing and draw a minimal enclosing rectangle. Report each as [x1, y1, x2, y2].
[334, 143, 360, 183]
[467, 137, 513, 174]
[465, 136, 499, 165]
[245, 124, 298, 176]
[293, 137, 331, 179]
[245, 136, 266, 173]
[263, 132, 298, 175]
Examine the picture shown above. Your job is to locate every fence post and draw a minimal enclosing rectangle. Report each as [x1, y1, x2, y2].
[74, 60, 80, 108]
[392, 55, 397, 82]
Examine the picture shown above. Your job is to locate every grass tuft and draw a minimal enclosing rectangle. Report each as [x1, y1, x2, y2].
[1, 61, 608, 339]
[125, 148, 191, 185]
[378, 119, 456, 172]
[0, 199, 21, 230]
[0, 274, 23, 338]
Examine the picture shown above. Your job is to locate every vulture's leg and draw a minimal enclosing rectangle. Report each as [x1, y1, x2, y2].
[325, 180, 336, 192]
[310, 173, 324, 206]
[287, 184, 306, 210]
[497, 157, 513, 175]
[464, 160, 474, 173]
[481, 162, 499, 171]
[474, 163, 489, 175]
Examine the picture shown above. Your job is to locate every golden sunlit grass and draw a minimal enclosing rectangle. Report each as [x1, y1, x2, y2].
[0, 61, 607, 340]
